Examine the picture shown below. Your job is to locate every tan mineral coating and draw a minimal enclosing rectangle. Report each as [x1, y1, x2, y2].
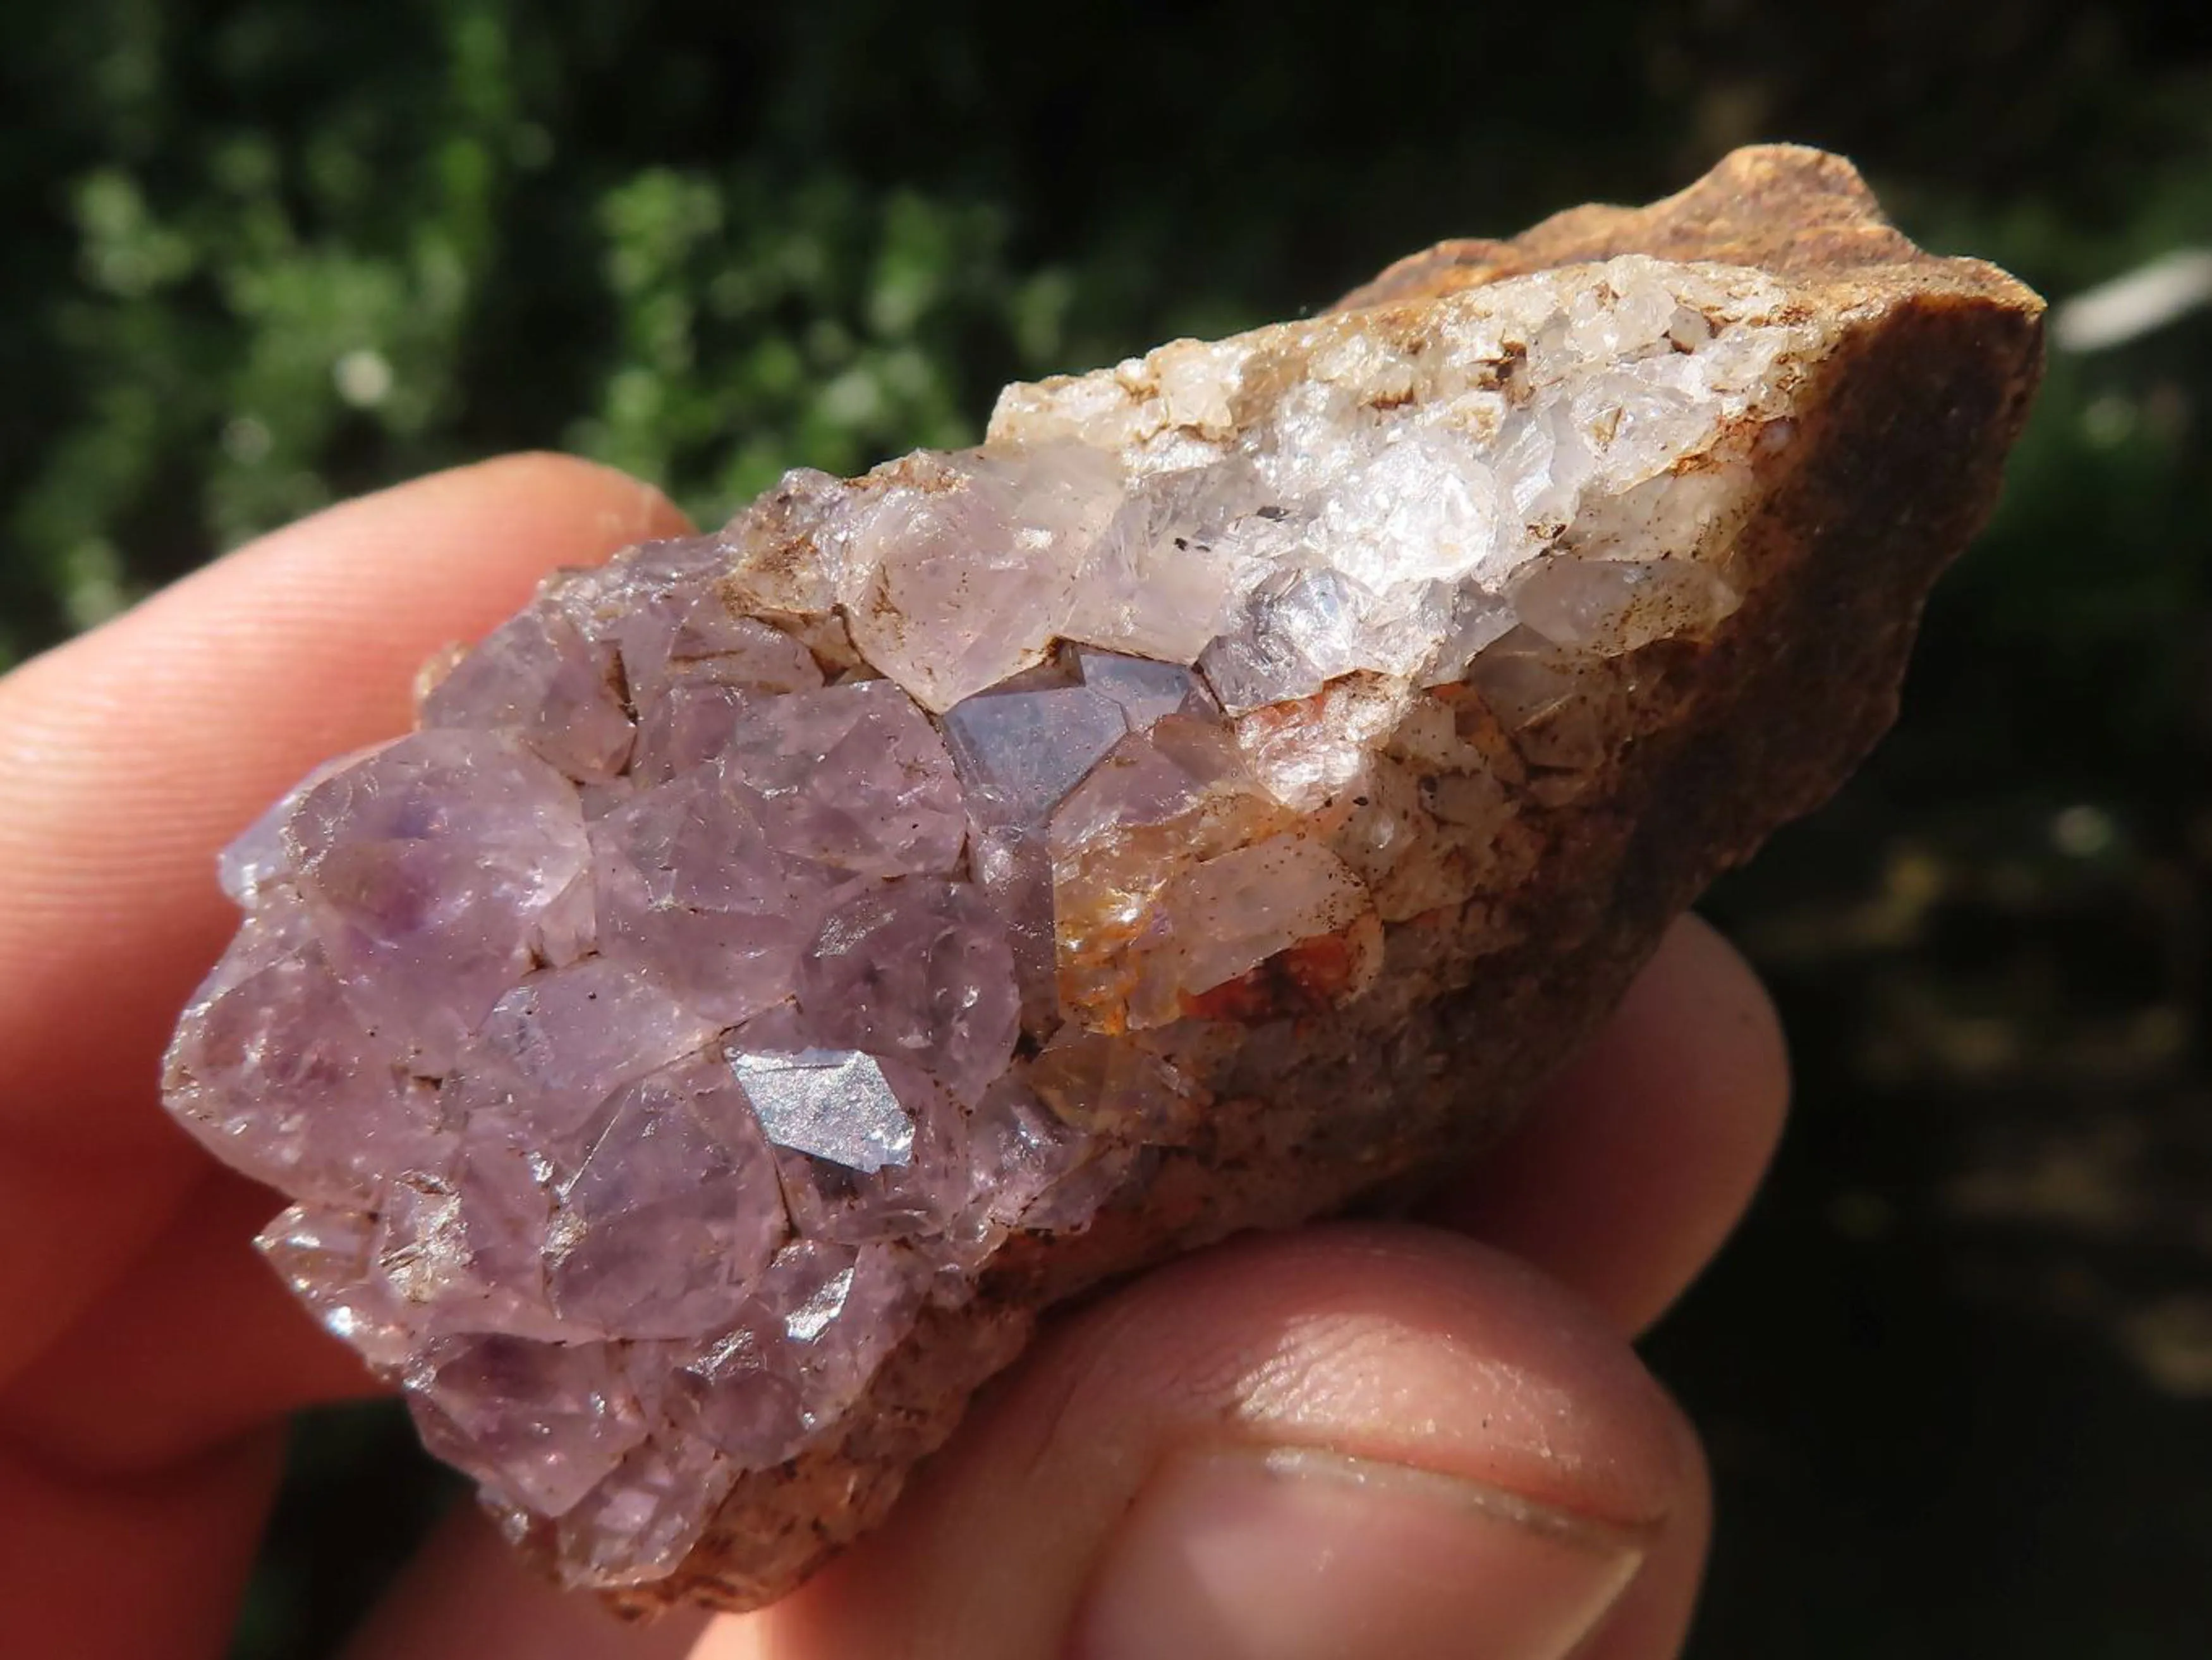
[591, 145, 2044, 1614]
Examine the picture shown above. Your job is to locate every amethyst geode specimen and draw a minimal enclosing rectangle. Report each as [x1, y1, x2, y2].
[161, 147, 2042, 1609]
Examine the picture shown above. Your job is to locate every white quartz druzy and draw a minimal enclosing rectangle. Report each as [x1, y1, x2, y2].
[794, 254, 1815, 719]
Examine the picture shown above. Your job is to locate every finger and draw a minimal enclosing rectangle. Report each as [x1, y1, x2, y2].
[1428, 913, 1789, 1334]
[0, 455, 690, 1385]
[0, 1425, 285, 1660]
[343, 1505, 711, 1660]
[1, 1171, 384, 1475]
[0, 452, 687, 1138]
[687, 1224, 1709, 1660]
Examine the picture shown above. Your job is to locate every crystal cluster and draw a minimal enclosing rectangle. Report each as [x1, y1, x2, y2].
[161, 147, 2045, 1606]
[167, 254, 1809, 1585]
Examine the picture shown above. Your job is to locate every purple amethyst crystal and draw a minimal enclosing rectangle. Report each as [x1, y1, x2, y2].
[167, 497, 1184, 1584]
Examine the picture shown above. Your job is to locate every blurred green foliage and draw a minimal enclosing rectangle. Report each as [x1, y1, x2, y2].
[4, 3, 2210, 1656]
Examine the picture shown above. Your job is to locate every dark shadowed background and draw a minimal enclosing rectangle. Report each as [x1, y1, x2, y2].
[4, 4, 2209, 1654]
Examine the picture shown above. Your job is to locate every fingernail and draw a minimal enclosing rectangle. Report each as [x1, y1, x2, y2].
[1072, 1446, 1643, 1660]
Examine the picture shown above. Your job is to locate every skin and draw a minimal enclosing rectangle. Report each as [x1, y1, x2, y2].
[0, 455, 1789, 1660]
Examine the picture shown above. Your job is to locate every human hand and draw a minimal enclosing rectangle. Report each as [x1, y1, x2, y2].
[0, 455, 1787, 1660]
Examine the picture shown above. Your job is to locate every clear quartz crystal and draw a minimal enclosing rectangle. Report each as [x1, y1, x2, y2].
[164, 250, 1819, 1589]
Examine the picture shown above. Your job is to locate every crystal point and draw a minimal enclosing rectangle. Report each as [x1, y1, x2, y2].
[727, 1047, 915, 1175]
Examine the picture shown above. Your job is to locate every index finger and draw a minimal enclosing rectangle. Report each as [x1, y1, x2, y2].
[0, 454, 691, 1382]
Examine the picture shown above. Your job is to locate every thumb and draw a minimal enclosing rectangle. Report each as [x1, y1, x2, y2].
[709, 1224, 1709, 1660]
[348, 1226, 1706, 1660]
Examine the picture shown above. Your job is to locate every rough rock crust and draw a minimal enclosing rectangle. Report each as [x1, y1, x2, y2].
[607, 145, 2043, 1612]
